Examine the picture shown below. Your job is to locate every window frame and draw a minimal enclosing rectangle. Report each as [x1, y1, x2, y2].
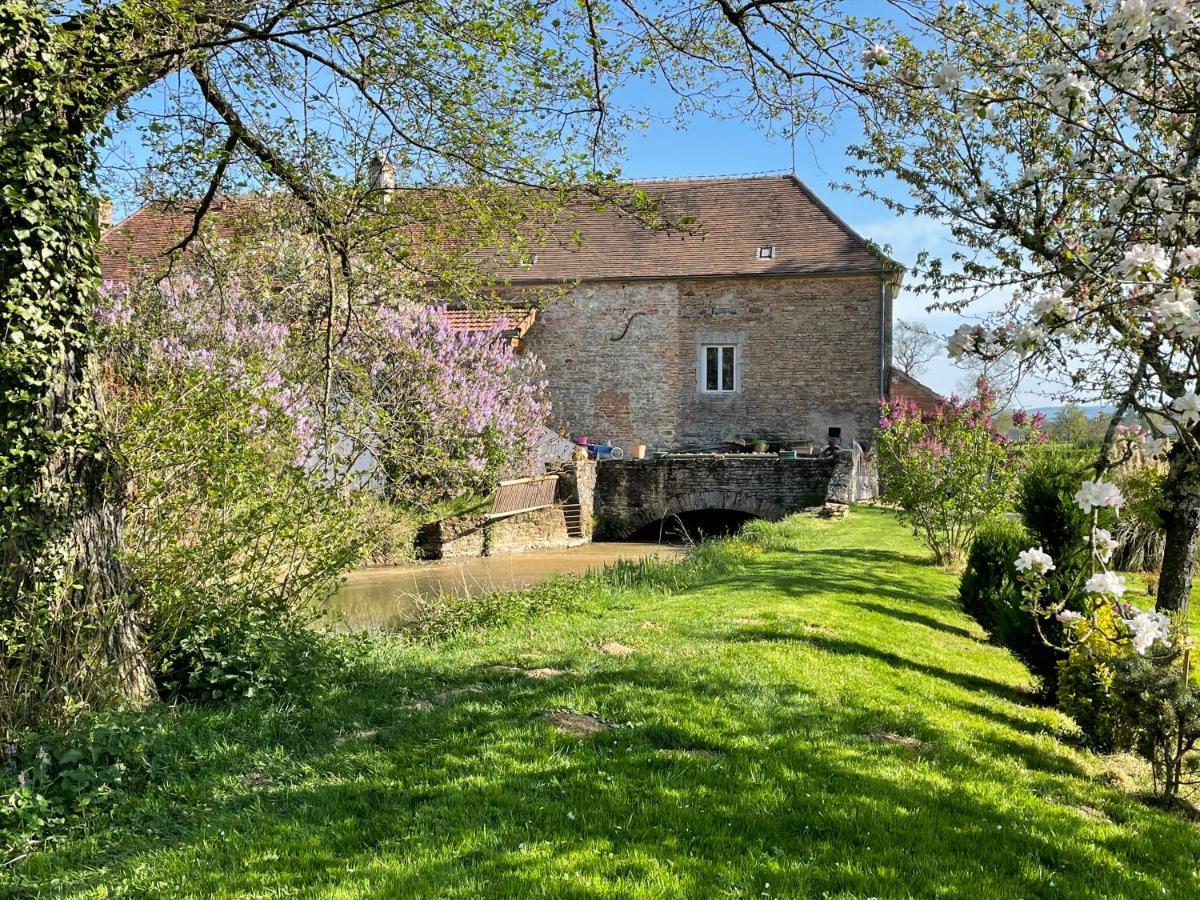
[699, 343, 738, 394]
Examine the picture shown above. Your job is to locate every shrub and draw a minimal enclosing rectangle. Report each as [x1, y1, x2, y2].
[2, 719, 147, 861]
[1113, 653, 1200, 803]
[959, 519, 1065, 692]
[958, 452, 1106, 694]
[158, 603, 349, 703]
[1056, 605, 1136, 752]
[875, 379, 1041, 566]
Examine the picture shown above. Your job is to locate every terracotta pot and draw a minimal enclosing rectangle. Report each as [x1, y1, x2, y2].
[631, 443, 647, 460]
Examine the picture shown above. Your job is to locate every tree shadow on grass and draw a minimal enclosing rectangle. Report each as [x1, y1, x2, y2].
[709, 548, 960, 612]
[726, 629, 1035, 707]
[12, 651, 1198, 899]
[848, 600, 980, 641]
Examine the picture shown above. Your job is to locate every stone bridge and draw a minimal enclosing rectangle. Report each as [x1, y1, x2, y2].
[585, 450, 859, 538]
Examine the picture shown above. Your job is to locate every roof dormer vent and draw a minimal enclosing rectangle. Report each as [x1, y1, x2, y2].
[757, 245, 776, 259]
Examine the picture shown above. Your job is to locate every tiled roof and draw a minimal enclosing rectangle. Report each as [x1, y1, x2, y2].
[99, 196, 256, 284]
[889, 368, 944, 414]
[99, 175, 891, 285]
[442, 307, 537, 336]
[492, 175, 889, 283]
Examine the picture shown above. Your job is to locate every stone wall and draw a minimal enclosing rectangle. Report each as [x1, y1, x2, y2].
[547, 459, 597, 538]
[523, 272, 890, 454]
[416, 505, 580, 559]
[592, 451, 857, 537]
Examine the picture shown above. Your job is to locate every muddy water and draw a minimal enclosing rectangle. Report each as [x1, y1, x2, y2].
[325, 542, 685, 631]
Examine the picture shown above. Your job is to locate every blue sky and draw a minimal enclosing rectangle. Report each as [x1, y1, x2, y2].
[614, 99, 1032, 403]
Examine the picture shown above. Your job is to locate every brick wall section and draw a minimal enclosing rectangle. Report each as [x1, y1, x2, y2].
[524, 273, 889, 453]
[592, 452, 857, 537]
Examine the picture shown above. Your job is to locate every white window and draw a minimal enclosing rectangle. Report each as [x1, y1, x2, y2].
[702, 344, 737, 393]
[757, 245, 775, 259]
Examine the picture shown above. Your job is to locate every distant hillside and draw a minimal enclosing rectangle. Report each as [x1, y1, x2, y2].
[1022, 404, 1117, 419]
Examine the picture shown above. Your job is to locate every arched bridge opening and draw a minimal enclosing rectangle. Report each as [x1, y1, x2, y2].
[624, 508, 760, 544]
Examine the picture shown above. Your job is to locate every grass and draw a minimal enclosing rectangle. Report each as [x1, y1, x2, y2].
[8, 507, 1200, 898]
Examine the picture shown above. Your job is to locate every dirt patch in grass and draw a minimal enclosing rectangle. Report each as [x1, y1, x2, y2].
[542, 709, 611, 736]
[485, 664, 567, 679]
[597, 641, 635, 657]
[866, 730, 926, 750]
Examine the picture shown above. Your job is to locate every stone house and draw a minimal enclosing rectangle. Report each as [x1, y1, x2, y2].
[100, 175, 936, 454]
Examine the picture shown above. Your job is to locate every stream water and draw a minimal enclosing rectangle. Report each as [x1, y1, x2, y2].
[325, 542, 684, 631]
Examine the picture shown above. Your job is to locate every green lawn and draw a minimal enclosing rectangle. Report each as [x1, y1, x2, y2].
[10, 508, 1200, 898]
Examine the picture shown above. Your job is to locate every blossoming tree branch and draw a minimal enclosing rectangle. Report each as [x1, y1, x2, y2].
[851, 0, 1200, 617]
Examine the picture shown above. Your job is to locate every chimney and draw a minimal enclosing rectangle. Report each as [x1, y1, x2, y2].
[93, 197, 113, 228]
[367, 153, 395, 190]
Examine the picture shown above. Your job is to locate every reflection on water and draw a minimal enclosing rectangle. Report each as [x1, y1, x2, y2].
[325, 542, 685, 631]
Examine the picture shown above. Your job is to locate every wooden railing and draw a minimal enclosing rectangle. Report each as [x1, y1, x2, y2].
[487, 474, 559, 519]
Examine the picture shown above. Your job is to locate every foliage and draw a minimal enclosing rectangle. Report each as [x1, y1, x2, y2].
[847, 0, 1200, 615]
[959, 519, 1068, 693]
[2, 718, 148, 861]
[98, 272, 372, 685]
[344, 304, 551, 510]
[1112, 464, 1168, 573]
[1056, 605, 1136, 753]
[9, 510, 1200, 896]
[158, 603, 350, 704]
[1016, 452, 1097, 577]
[1114, 652, 1200, 803]
[876, 380, 1041, 565]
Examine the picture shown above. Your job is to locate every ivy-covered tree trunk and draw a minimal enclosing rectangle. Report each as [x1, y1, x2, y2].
[1157, 446, 1200, 620]
[1, 3, 154, 732]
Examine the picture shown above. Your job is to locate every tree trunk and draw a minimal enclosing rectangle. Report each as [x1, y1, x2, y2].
[1156, 446, 1200, 618]
[1, 3, 154, 731]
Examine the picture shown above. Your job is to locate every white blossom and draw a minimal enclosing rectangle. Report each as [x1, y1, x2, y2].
[861, 43, 891, 67]
[1091, 528, 1119, 564]
[1015, 546, 1056, 576]
[1176, 245, 1200, 269]
[1085, 571, 1126, 597]
[1120, 242, 1169, 279]
[1074, 479, 1124, 513]
[1056, 609, 1085, 625]
[1123, 608, 1173, 655]
[932, 61, 963, 94]
[1150, 285, 1200, 338]
[1173, 390, 1200, 426]
[947, 323, 979, 360]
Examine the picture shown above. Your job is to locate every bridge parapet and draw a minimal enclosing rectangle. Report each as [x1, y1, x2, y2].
[593, 450, 857, 538]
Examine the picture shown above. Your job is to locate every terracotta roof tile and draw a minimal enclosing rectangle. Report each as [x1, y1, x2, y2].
[492, 175, 888, 283]
[99, 175, 889, 285]
[889, 368, 944, 414]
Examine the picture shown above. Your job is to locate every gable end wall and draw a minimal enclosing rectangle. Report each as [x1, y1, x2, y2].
[524, 272, 887, 452]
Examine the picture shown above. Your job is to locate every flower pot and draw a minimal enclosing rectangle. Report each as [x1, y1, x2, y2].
[754, 441, 768, 453]
[631, 443, 647, 460]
